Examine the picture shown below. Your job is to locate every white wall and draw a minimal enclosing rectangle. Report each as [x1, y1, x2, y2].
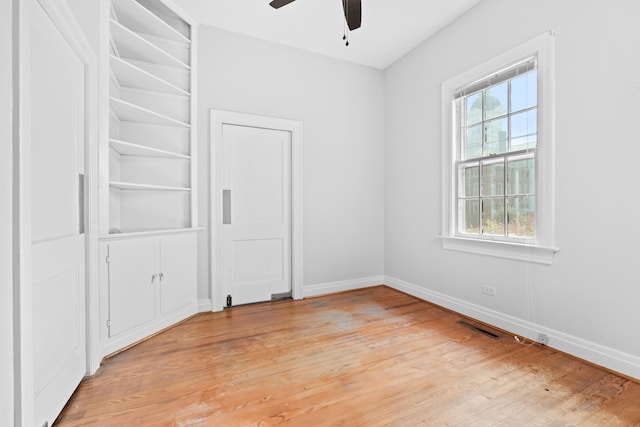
[197, 27, 385, 301]
[384, 0, 640, 378]
[1, 0, 15, 424]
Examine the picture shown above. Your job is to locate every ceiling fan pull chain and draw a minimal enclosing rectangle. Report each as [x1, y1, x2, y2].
[345, 0, 349, 46]
[343, 18, 346, 40]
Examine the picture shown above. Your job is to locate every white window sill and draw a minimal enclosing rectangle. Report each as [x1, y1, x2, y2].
[439, 236, 559, 265]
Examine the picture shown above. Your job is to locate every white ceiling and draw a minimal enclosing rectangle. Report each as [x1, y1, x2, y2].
[175, 0, 482, 69]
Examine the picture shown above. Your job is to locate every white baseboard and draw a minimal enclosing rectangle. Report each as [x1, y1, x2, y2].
[303, 276, 384, 298]
[198, 299, 212, 313]
[384, 275, 640, 381]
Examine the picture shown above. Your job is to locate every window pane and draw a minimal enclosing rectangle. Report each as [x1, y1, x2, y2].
[482, 198, 505, 236]
[485, 82, 508, 120]
[465, 124, 483, 159]
[511, 109, 537, 150]
[507, 196, 535, 238]
[465, 92, 483, 125]
[459, 164, 479, 197]
[510, 71, 537, 112]
[481, 161, 504, 196]
[460, 199, 480, 234]
[507, 157, 535, 195]
[484, 118, 508, 156]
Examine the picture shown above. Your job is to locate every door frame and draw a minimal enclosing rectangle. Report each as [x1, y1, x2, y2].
[210, 110, 303, 311]
[16, 0, 99, 424]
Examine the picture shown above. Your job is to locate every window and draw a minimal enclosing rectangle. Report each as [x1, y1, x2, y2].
[457, 59, 537, 240]
[441, 32, 558, 264]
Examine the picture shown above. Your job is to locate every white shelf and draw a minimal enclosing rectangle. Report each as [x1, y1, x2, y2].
[110, 139, 190, 159]
[110, 97, 189, 128]
[109, 181, 191, 191]
[99, 227, 204, 240]
[110, 19, 189, 70]
[110, 55, 189, 96]
[112, 0, 190, 44]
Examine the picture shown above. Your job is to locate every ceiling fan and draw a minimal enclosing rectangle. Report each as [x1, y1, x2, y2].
[269, 0, 362, 33]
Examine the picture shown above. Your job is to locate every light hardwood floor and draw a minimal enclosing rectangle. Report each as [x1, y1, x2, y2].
[56, 286, 640, 426]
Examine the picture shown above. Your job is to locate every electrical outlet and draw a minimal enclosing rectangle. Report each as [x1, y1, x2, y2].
[538, 333, 549, 345]
[482, 285, 496, 296]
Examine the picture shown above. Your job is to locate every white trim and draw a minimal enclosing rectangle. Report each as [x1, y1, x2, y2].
[17, 0, 100, 423]
[3, 2, 15, 425]
[209, 110, 303, 312]
[197, 299, 212, 313]
[188, 25, 198, 228]
[384, 275, 640, 381]
[441, 31, 557, 262]
[303, 276, 384, 298]
[440, 236, 559, 264]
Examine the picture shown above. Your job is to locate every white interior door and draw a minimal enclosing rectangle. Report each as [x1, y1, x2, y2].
[27, 0, 87, 424]
[221, 124, 292, 306]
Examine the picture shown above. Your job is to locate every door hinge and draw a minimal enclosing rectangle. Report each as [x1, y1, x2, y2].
[226, 295, 232, 308]
[105, 255, 111, 263]
[106, 320, 111, 328]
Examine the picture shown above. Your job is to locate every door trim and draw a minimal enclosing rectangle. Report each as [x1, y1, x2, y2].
[16, 0, 98, 424]
[210, 110, 303, 311]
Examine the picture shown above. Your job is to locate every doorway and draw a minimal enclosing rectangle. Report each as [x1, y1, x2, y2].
[17, 0, 98, 425]
[210, 110, 303, 310]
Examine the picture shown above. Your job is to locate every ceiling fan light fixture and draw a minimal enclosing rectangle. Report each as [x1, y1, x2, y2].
[269, 0, 361, 46]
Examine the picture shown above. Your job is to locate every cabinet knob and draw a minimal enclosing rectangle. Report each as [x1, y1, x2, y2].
[159, 272, 164, 281]
[152, 273, 158, 284]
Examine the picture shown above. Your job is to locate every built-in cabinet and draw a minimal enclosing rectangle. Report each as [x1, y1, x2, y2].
[98, 0, 199, 356]
[99, 232, 197, 355]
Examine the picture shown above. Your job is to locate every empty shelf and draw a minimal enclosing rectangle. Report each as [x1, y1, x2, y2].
[110, 139, 190, 159]
[111, 19, 189, 70]
[110, 97, 190, 128]
[112, 0, 190, 44]
[110, 56, 189, 96]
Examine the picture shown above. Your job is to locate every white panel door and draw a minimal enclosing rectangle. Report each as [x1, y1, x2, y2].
[221, 124, 291, 306]
[27, 0, 87, 424]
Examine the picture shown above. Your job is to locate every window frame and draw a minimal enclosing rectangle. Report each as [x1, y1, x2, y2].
[440, 31, 559, 264]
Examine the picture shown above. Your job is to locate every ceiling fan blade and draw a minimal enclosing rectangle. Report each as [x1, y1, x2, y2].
[342, 0, 361, 30]
[269, 0, 296, 9]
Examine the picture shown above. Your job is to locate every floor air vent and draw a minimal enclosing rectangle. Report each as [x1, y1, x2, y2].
[457, 320, 501, 339]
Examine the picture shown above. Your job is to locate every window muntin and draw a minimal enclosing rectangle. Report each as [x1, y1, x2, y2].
[455, 59, 538, 241]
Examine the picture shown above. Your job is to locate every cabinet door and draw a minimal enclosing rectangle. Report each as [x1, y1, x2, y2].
[159, 233, 196, 314]
[108, 238, 157, 337]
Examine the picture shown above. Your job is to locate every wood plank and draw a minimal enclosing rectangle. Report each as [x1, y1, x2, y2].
[55, 286, 640, 426]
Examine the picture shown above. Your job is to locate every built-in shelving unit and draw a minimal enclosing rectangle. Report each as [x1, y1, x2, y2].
[102, 0, 195, 235]
[98, 0, 199, 359]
